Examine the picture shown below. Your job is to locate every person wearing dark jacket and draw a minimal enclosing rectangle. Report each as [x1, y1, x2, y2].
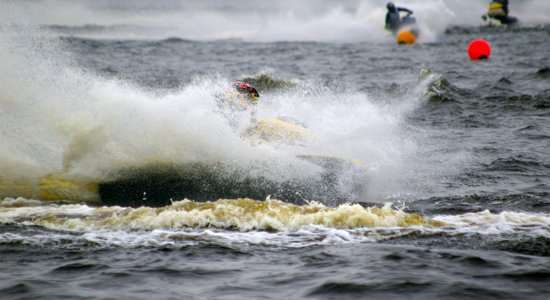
[385, 2, 414, 34]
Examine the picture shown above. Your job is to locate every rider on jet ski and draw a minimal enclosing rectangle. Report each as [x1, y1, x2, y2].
[483, 0, 517, 25]
[385, 2, 415, 34]
[217, 81, 260, 127]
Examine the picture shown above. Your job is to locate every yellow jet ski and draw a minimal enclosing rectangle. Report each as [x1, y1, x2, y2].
[0, 118, 367, 207]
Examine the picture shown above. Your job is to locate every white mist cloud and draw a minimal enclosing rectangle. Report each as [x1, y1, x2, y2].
[4, 0, 549, 42]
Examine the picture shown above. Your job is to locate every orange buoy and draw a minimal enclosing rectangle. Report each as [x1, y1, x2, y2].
[468, 39, 491, 60]
[396, 30, 416, 45]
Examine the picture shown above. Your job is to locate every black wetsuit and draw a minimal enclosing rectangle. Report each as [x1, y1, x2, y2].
[489, 0, 517, 25]
[385, 6, 413, 33]
[495, 0, 509, 15]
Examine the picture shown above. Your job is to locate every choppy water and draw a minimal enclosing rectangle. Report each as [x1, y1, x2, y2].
[1, 1, 550, 299]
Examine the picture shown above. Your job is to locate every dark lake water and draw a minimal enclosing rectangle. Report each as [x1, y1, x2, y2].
[1, 1, 549, 299]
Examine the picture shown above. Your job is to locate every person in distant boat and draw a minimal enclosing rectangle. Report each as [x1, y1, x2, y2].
[483, 0, 517, 25]
[385, 2, 415, 34]
[216, 80, 260, 127]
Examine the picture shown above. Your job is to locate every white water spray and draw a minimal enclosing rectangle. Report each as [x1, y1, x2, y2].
[5, 0, 550, 42]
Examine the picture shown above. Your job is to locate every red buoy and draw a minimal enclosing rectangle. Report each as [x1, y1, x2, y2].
[468, 39, 491, 60]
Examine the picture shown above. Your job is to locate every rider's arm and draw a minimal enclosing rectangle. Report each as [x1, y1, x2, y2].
[398, 7, 413, 15]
